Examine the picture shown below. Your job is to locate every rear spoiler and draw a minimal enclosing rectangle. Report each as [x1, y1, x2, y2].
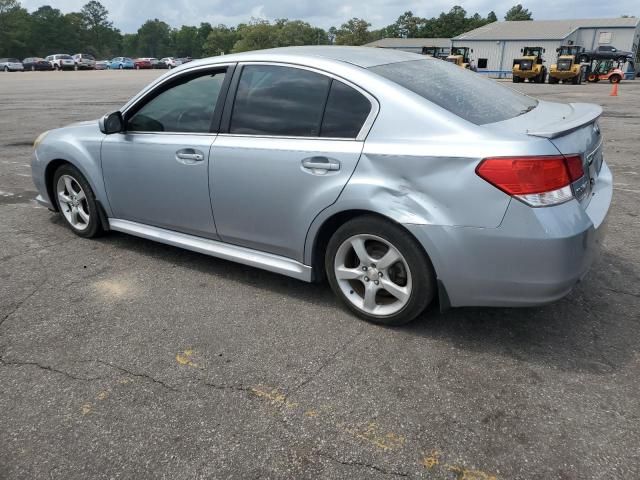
[526, 103, 602, 139]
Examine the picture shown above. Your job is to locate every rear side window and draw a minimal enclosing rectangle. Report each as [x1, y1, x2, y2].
[320, 80, 371, 138]
[230, 65, 330, 136]
[369, 59, 538, 125]
[127, 70, 227, 133]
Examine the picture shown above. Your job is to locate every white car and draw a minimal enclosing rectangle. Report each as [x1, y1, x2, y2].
[46, 54, 75, 71]
[72, 53, 96, 70]
[160, 57, 182, 69]
[0, 58, 24, 72]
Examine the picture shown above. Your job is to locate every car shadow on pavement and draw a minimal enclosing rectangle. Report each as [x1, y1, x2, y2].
[405, 251, 640, 374]
[89, 227, 639, 375]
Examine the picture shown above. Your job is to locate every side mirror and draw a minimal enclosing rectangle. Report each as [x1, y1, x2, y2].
[520, 48, 523, 53]
[99, 111, 123, 135]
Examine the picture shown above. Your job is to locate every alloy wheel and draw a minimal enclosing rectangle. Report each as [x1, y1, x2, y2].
[334, 234, 412, 316]
[56, 174, 90, 231]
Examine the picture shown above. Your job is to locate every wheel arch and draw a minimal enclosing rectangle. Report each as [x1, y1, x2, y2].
[307, 209, 440, 283]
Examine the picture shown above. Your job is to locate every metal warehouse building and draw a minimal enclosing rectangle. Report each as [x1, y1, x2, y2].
[452, 17, 639, 77]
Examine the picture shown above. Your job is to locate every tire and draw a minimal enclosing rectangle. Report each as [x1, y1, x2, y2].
[135, 65, 140, 70]
[54, 64, 59, 71]
[3, 66, 8, 72]
[325, 215, 436, 326]
[609, 74, 621, 84]
[119, 64, 123, 70]
[512, 75, 520, 83]
[52, 164, 104, 238]
[74, 64, 78, 71]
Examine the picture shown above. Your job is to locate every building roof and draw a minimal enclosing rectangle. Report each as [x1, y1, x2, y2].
[454, 17, 639, 41]
[364, 38, 451, 48]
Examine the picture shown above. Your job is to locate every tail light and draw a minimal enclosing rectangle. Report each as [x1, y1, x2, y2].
[476, 155, 584, 207]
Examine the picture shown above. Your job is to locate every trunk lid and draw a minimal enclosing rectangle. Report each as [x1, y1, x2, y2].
[489, 100, 604, 207]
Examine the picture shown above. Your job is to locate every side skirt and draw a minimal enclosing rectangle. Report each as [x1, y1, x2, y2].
[108, 219, 313, 282]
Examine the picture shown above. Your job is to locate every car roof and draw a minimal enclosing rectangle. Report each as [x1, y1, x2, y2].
[190, 46, 422, 69]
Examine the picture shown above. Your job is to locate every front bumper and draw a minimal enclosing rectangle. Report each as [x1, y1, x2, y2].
[406, 161, 612, 308]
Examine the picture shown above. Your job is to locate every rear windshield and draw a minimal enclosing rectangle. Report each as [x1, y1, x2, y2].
[369, 59, 538, 125]
[82, 54, 95, 60]
[59, 55, 73, 59]
[8, 58, 20, 63]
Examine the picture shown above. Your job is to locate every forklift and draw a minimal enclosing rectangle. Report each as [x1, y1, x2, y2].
[446, 47, 475, 70]
[512, 46, 547, 83]
[549, 45, 586, 84]
[585, 59, 624, 83]
[421, 46, 450, 60]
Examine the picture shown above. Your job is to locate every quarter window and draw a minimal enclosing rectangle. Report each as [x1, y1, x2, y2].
[320, 80, 371, 138]
[127, 70, 227, 133]
[230, 65, 330, 137]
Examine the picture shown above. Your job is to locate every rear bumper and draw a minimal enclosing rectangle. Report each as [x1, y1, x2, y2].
[406, 161, 612, 308]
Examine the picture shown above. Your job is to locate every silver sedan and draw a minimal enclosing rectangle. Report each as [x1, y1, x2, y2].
[31, 46, 611, 325]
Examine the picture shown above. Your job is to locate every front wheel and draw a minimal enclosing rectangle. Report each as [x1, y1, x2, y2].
[53, 164, 104, 238]
[325, 216, 436, 325]
[3, 66, 8, 72]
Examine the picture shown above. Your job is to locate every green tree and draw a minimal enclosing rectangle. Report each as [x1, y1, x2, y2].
[80, 1, 117, 56]
[504, 4, 533, 21]
[136, 19, 173, 57]
[202, 24, 238, 56]
[29, 6, 72, 55]
[174, 25, 201, 57]
[275, 19, 327, 46]
[334, 18, 371, 46]
[487, 11, 498, 22]
[0, 0, 31, 57]
[232, 20, 279, 52]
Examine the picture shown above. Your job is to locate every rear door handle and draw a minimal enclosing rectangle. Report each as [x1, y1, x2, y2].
[301, 156, 340, 171]
[176, 148, 205, 164]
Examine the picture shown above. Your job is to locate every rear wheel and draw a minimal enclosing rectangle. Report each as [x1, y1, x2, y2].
[325, 216, 435, 326]
[53, 164, 104, 238]
[512, 75, 520, 83]
[609, 74, 621, 84]
[119, 64, 123, 70]
[3, 66, 8, 72]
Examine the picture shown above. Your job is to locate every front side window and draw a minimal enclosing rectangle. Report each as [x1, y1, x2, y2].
[127, 69, 227, 133]
[230, 65, 331, 137]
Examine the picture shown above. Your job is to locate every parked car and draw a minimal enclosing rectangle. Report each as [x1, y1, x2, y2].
[160, 57, 182, 68]
[22, 57, 53, 71]
[30, 46, 612, 325]
[153, 58, 169, 69]
[72, 53, 96, 70]
[134, 58, 153, 69]
[581, 45, 634, 63]
[46, 54, 75, 71]
[108, 57, 135, 69]
[178, 57, 193, 64]
[0, 58, 24, 72]
[95, 60, 109, 70]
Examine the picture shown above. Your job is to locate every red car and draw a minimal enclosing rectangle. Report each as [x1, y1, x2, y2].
[134, 58, 153, 70]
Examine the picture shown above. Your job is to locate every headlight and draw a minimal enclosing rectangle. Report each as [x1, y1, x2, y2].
[33, 131, 49, 149]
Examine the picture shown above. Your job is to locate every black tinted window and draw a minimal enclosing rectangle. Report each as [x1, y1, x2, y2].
[370, 59, 538, 125]
[320, 80, 371, 138]
[127, 70, 226, 133]
[230, 65, 330, 136]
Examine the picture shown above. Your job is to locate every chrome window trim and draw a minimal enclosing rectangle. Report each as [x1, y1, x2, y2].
[228, 61, 380, 142]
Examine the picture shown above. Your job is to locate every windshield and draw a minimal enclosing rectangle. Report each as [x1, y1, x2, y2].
[369, 59, 538, 125]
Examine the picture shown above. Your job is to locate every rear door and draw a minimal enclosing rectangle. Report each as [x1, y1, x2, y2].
[210, 63, 376, 261]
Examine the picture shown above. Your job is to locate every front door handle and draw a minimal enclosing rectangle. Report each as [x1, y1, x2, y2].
[301, 156, 340, 171]
[176, 148, 205, 164]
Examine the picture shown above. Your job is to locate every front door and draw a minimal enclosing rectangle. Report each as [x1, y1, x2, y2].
[102, 67, 230, 239]
[210, 64, 375, 261]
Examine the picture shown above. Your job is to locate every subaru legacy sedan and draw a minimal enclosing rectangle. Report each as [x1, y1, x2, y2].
[31, 46, 611, 325]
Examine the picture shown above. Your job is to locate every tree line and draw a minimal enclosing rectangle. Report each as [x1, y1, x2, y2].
[0, 0, 533, 59]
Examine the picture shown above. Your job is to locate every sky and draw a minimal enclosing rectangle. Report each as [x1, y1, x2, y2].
[20, 0, 640, 33]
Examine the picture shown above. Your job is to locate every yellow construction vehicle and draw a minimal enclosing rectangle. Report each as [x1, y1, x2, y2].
[549, 45, 585, 84]
[446, 47, 475, 70]
[512, 46, 547, 83]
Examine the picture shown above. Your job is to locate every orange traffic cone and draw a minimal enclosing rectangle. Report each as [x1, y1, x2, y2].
[610, 82, 619, 96]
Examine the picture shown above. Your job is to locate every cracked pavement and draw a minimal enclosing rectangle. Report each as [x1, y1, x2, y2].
[1, 71, 639, 479]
